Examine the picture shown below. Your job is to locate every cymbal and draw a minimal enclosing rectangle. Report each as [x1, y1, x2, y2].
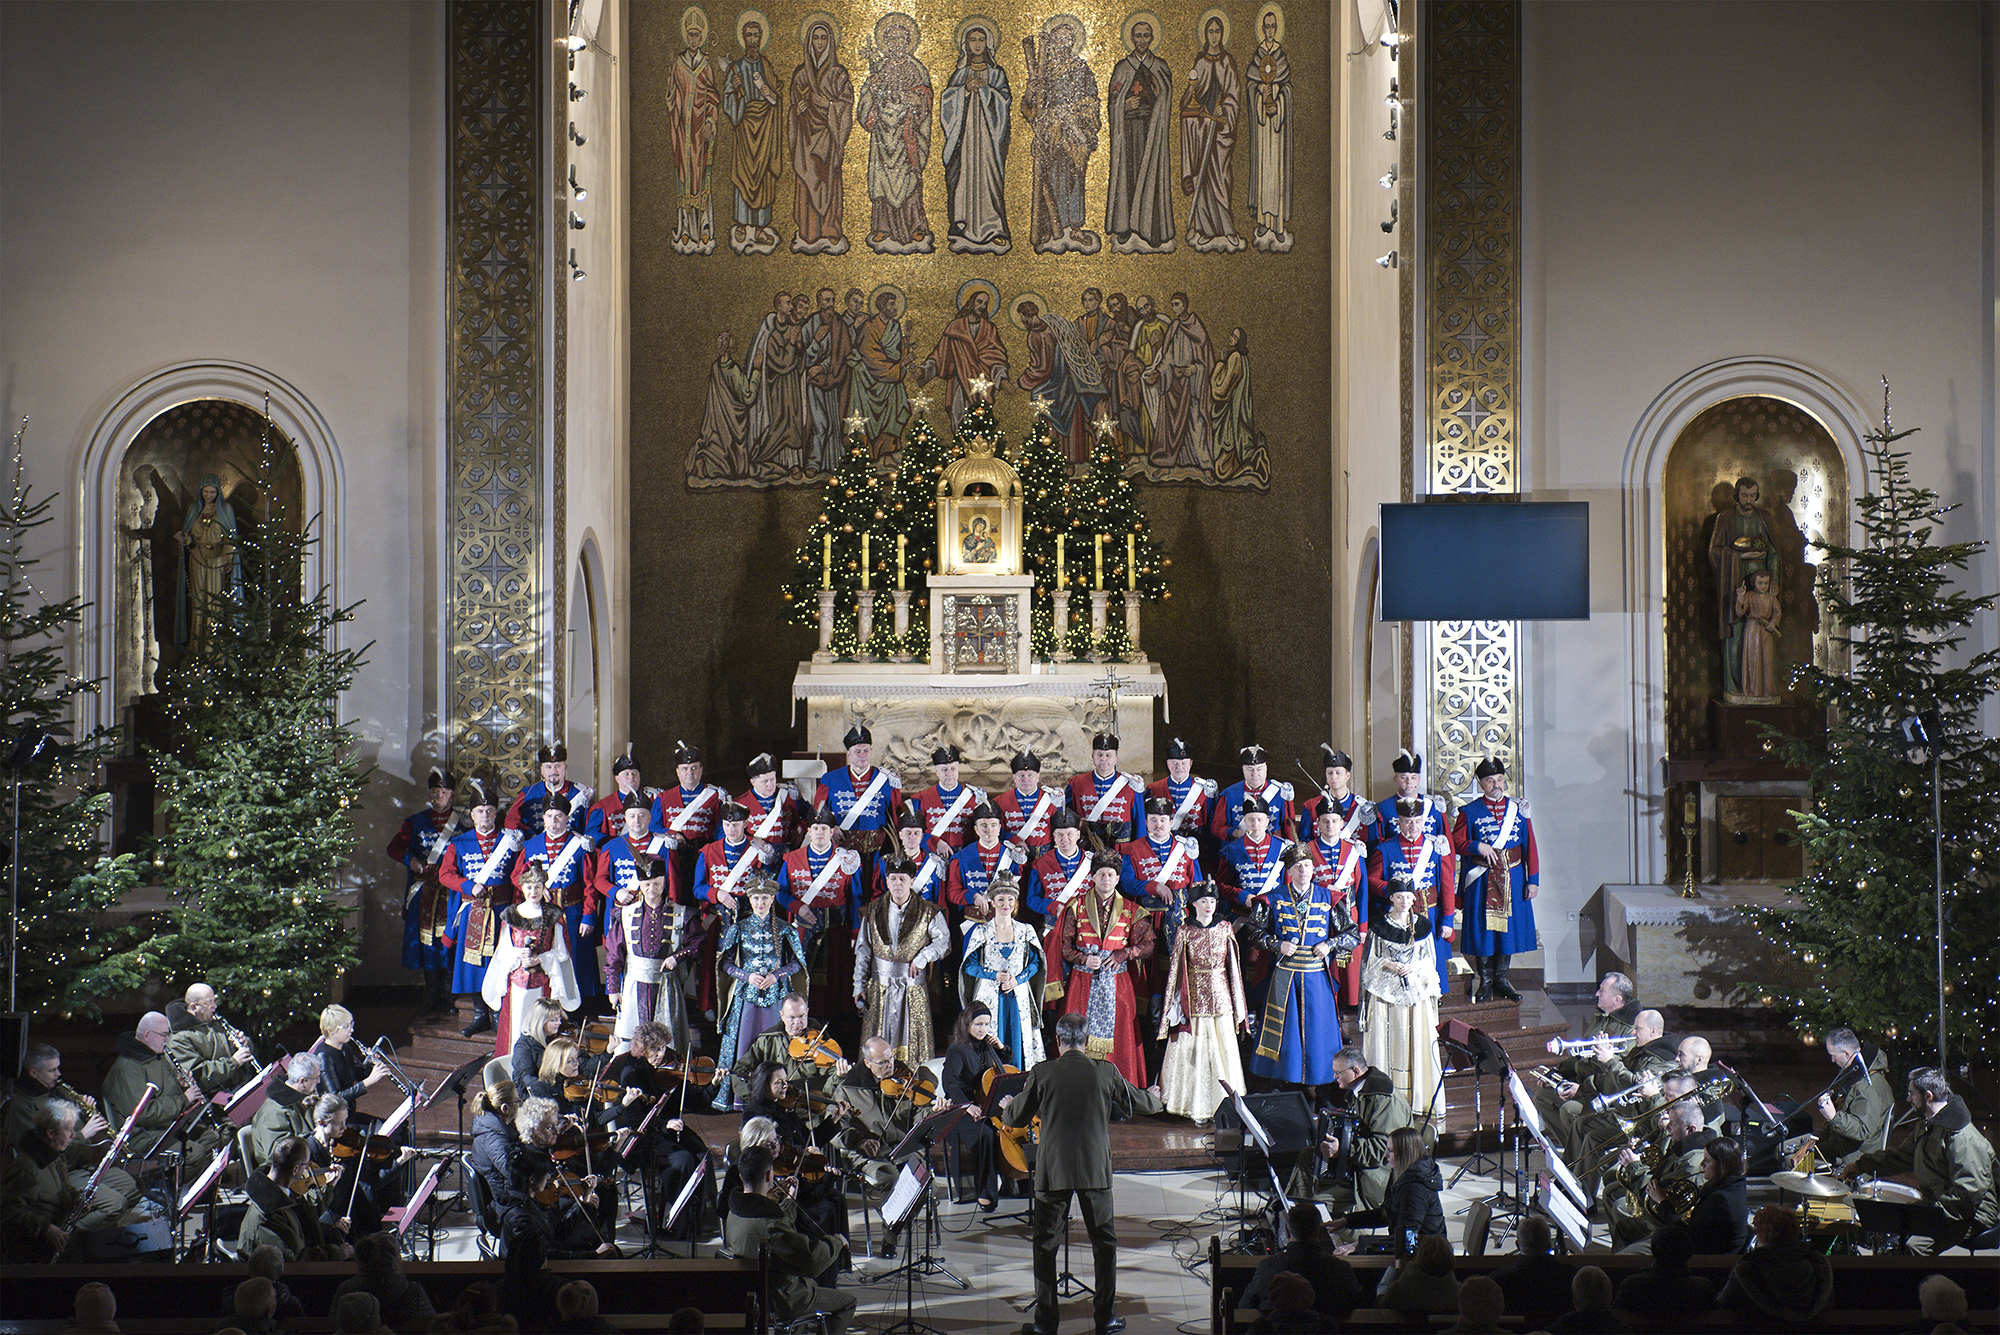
[1771, 1170, 1850, 1198]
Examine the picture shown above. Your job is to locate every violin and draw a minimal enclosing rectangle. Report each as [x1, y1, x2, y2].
[563, 1077, 627, 1105]
[550, 1123, 614, 1162]
[532, 1168, 596, 1208]
[787, 1028, 844, 1068]
[880, 1063, 938, 1106]
[770, 1142, 830, 1198]
[775, 1084, 841, 1117]
[290, 1163, 339, 1195]
[571, 1018, 616, 1056]
[660, 1050, 719, 1087]
[329, 1127, 401, 1163]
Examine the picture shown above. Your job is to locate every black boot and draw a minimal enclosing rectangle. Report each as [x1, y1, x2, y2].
[1491, 954, 1522, 1002]
[1473, 956, 1494, 1003]
[461, 1000, 495, 1037]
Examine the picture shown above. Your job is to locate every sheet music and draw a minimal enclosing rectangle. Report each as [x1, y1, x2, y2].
[1525, 1117, 1590, 1212]
[378, 1093, 418, 1140]
[1538, 1178, 1591, 1250]
[666, 1154, 707, 1231]
[398, 1161, 445, 1237]
[1504, 1068, 1543, 1138]
[179, 1144, 232, 1219]
[882, 1161, 932, 1228]
[1229, 1087, 1275, 1156]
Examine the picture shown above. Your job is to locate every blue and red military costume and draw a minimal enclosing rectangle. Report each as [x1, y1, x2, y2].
[1211, 745, 1298, 844]
[387, 770, 470, 979]
[1452, 757, 1539, 1002]
[908, 744, 984, 852]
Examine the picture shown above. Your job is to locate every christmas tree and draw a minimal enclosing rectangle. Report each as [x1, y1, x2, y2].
[1751, 385, 2000, 1069]
[105, 411, 372, 1045]
[879, 414, 953, 658]
[1012, 412, 1072, 659]
[1060, 430, 1171, 660]
[0, 422, 146, 1020]
[779, 431, 894, 659]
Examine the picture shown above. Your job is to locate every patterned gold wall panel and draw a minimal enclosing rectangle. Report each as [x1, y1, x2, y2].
[448, 0, 545, 787]
[1661, 396, 1845, 756]
[1423, 0, 1519, 799]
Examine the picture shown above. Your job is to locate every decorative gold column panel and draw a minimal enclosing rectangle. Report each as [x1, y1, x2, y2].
[1424, 0, 1520, 799]
[448, 1, 544, 786]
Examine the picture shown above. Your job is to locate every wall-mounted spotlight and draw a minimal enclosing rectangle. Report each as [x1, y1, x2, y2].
[570, 83, 588, 102]
[1385, 78, 1400, 108]
[569, 211, 587, 230]
[569, 248, 586, 281]
[1384, 106, 1399, 141]
[1376, 250, 1399, 269]
[1381, 199, 1399, 233]
[566, 34, 588, 52]
[568, 122, 587, 146]
[569, 164, 588, 202]
[1380, 163, 1398, 189]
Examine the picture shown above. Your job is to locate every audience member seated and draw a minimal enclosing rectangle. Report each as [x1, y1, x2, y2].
[1686, 1134, 1750, 1255]
[222, 1246, 307, 1332]
[665, 1309, 705, 1334]
[1248, 1272, 1332, 1334]
[333, 1292, 391, 1335]
[67, 1280, 122, 1335]
[1547, 1265, 1630, 1334]
[1443, 1275, 1505, 1334]
[551, 1280, 617, 1334]
[222, 1277, 281, 1335]
[1241, 1201, 1371, 1320]
[1489, 1215, 1572, 1327]
[1378, 1233, 1460, 1315]
[1612, 1224, 1713, 1318]
[335, 1231, 437, 1334]
[1717, 1204, 1833, 1328]
[1917, 1273, 1971, 1335]
[425, 1281, 518, 1334]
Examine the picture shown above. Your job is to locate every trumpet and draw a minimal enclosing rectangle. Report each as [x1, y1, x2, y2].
[1592, 1074, 1664, 1113]
[1550, 1034, 1637, 1055]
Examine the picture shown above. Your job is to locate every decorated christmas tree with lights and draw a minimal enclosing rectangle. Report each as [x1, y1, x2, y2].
[102, 415, 371, 1044]
[779, 431, 895, 659]
[1752, 386, 2000, 1069]
[0, 425, 145, 1020]
[1060, 429, 1170, 660]
[879, 415, 953, 658]
[1012, 411, 1073, 659]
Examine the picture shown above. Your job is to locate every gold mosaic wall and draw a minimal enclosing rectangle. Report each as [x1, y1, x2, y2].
[1662, 395, 1845, 756]
[1423, 0, 1518, 799]
[447, 0, 546, 788]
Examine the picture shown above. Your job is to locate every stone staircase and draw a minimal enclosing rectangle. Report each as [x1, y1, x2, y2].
[350, 1014, 507, 1144]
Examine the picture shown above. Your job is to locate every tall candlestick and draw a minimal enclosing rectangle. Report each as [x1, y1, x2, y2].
[896, 533, 906, 590]
[861, 533, 870, 590]
[1056, 534, 1065, 589]
[1126, 533, 1136, 591]
[822, 533, 832, 587]
[1094, 534, 1104, 590]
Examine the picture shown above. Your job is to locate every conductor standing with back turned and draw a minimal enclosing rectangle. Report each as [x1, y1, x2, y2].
[1004, 1011, 1165, 1335]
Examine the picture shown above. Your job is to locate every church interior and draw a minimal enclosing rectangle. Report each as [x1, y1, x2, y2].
[1, 0, 1996, 1330]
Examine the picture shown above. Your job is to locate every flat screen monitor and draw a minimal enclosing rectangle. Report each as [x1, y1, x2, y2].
[1379, 500, 1589, 621]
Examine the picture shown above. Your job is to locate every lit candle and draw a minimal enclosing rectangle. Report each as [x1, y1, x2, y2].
[822, 533, 832, 588]
[1127, 533, 1136, 591]
[1095, 534, 1104, 590]
[897, 534, 906, 590]
[861, 533, 871, 590]
[1056, 534, 1065, 588]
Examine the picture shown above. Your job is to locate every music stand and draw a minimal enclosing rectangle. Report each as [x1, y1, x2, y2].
[1221, 1083, 1290, 1255]
[657, 1158, 709, 1258]
[1536, 1177, 1591, 1250]
[873, 1107, 970, 1291]
[1510, 1078, 1588, 1216]
[392, 1160, 446, 1260]
[877, 1163, 948, 1335]
[178, 1142, 232, 1262]
[1444, 1019, 1509, 1185]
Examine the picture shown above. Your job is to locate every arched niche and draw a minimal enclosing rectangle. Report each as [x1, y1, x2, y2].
[78, 362, 343, 742]
[1620, 357, 1867, 883]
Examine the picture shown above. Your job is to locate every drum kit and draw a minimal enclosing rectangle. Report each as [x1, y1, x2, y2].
[1770, 1168, 1926, 1251]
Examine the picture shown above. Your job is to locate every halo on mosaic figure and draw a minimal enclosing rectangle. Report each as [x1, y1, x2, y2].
[955, 277, 1002, 318]
[866, 283, 908, 320]
[1196, 7, 1231, 46]
[679, 5, 710, 48]
[1009, 290, 1051, 332]
[797, 10, 840, 54]
[1121, 9, 1166, 55]
[954, 14, 1001, 55]
[1040, 13, 1088, 60]
[874, 10, 920, 54]
[1256, 3, 1285, 43]
[734, 7, 770, 51]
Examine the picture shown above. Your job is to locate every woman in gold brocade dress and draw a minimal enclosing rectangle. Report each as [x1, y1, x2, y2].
[1153, 882, 1248, 1122]
[1362, 878, 1444, 1128]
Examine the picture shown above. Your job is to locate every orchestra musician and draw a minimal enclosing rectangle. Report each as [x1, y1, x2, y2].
[832, 1037, 946, 1258]
[740, 1063, 849, 1249]
[0, 1100, 131, 1261]
[167, 982, 258, 1098]
[1609, 1097, 1714, 1251]
[727, 1143, 859, 1329]
[308, 1093, 416, 1239]
[104, 1010, 219, 1164]
[1554, 1009, 1675, 1158]
[467, 1067, 521, 1214]
[510, 998, 570, 1101]
[502, 1149, 619, 1261]
[8, 1046, 143, 1235]
[1786, 1027, 1892, 1168]
[941, 1002, 1012, 1212]
[512, 1096, 617, 1255]
[727, 993, 851, 1113]
[1848, 1067, 1998, 1255]
[1315, 1046, 1416, 1212]
[239, 1135, 351, 1261]
[601, 1021, 714, 1244]
[248, 1054, 322, 1170]
[318, 1005, 397, 1121]
[1534, 972, 1641, 1128]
